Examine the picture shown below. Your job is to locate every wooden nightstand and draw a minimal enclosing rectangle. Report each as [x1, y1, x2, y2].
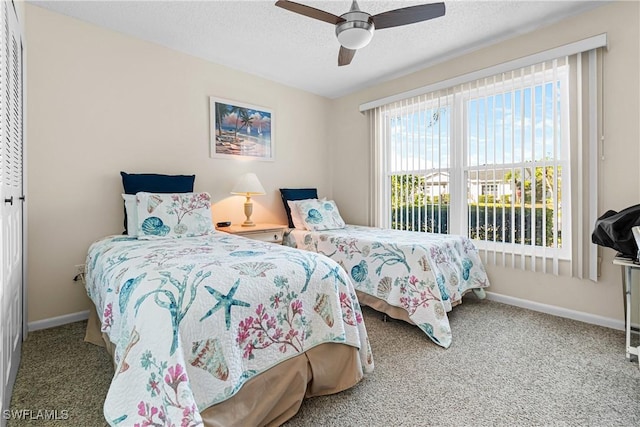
[216, 223, 288, 244]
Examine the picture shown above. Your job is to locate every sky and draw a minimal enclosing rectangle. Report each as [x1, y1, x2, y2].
[388, 65, 568, 173]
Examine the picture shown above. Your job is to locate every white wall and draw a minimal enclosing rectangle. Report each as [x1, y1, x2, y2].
[328, 1, 640, 321]
[25, 5, 331, 322]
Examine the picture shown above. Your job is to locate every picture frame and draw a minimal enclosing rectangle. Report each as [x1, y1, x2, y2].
[210, 97, 274, 161]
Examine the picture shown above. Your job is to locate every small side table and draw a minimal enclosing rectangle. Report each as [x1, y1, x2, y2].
[613, 255, 640, 368]
[216, 223, 287, 244]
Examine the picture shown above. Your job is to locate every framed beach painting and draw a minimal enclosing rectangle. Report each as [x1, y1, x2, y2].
[210, 97, 274, 161]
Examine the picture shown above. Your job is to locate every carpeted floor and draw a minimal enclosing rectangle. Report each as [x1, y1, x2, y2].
[8, 296, 640, 426]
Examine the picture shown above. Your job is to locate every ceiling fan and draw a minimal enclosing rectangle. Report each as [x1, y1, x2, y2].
[275, 0, 446, 66]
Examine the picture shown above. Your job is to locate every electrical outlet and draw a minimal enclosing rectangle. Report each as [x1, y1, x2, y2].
[73, 264, 86, 283]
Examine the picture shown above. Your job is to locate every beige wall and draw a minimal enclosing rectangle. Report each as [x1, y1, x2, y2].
[25, 5, 331, 322]
[328, 1, 640, 321]
[25, 2, 640, 325]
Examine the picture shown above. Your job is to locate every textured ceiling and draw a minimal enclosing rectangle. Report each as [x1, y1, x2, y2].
[29, 0, 607, 98]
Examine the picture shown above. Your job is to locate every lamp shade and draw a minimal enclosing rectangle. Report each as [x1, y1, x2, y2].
[231, 173, 266, 196]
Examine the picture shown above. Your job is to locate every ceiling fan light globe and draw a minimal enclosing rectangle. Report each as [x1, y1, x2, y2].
[336, 21, 374, 50]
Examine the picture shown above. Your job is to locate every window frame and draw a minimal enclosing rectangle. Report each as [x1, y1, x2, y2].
[381, 65, 572, 260]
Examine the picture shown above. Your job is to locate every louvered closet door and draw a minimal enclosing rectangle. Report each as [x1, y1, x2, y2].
[0, 0, 22, 420]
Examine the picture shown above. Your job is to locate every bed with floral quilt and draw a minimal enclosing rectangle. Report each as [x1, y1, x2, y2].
[85, 198, 373, 427]
[283, 225, 490, 348]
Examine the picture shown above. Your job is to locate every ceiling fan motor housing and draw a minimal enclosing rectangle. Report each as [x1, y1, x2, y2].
[335, 10, 375, 50]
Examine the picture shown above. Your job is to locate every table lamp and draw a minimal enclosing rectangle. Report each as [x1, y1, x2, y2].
[231, 173, 266, 227]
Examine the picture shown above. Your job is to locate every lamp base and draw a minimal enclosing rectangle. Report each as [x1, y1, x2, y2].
[242, 200, 256, 227]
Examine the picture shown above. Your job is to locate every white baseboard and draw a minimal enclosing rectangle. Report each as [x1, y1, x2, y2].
[27, 310, 90, 332]
[484, 291, 626, 331]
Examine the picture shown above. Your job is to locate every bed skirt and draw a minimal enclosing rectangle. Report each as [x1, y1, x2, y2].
[355, 291, 415, 324]
[85, 308, 363, 427]
[355, 290, 468, 326]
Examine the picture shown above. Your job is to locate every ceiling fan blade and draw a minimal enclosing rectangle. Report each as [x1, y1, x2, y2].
[371, 2, 445, 30]
[275, 0, 345, 25]
[338, 46, 356, 66]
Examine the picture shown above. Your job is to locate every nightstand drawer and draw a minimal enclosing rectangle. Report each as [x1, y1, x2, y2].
[217, 223, 287, 244]
[243, 229, 284, 243]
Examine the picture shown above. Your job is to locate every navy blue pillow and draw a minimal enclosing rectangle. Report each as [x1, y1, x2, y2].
[279, 188, 318, 228]
[121, 172, 195, 195]
[121, 172, 196, 233]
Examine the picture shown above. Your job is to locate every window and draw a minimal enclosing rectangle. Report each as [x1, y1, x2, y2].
[463, 64, 569, 259]
[369, 44, 602, 278]
[481, 184, 499, 197]
[381, 61, 569, 253]
[387, 100, 451, 234]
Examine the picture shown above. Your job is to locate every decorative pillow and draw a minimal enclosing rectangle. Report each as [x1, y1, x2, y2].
[288, 198, 326, 229]
[122, 194, 138, 237]
[279, 188, 318, 228]
[135, 192, 214, 239]
[296, 199, 346, 231]
[121, 172, 196, 234]
[287, 200, 304, 229]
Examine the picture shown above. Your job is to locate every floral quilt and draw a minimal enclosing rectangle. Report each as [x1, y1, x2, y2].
[283, 225, 490, 348]
[85, 233, 373, 426]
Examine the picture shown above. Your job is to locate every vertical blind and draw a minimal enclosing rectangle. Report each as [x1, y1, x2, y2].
[368, 46, 603, 280]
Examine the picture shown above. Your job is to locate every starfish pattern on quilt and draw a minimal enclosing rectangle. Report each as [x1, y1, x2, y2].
[321, 263, 347, 287]
[200, 279, 250, 329]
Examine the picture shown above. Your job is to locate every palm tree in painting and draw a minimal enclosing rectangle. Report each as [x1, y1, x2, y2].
[222, 105, 241, 141]
[231, 108, 254, 142]
[215, 103, 231, 138]
[238, 109, 254, 136]
[216, 104, 258, 144]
